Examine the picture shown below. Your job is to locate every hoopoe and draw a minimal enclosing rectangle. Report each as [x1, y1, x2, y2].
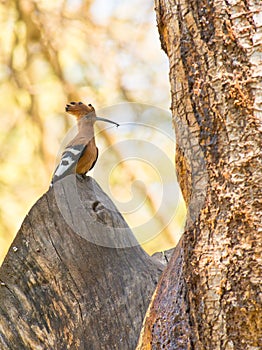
[51, 102, 119, 185]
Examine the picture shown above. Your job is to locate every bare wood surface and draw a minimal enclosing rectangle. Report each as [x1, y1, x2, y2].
[0, 176, 163, 349]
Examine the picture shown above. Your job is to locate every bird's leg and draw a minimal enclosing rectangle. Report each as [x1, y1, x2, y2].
[76, 173, 86, 181]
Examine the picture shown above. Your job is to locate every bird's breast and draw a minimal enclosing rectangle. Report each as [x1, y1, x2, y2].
[76, 139, 98, 174]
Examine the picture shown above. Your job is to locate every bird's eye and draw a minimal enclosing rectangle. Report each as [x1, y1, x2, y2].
[88, 104, 92, 107]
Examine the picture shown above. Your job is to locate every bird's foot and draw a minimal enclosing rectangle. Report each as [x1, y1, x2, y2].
[76, 173, 87, 182]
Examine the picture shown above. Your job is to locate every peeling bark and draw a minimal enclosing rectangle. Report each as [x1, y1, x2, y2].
[138, 1, 262, 349]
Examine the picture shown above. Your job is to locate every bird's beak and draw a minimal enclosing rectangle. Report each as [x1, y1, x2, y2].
[95, 117, 119, 127]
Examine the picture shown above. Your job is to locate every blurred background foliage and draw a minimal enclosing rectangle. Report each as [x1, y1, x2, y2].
[0, 0, 186, 265]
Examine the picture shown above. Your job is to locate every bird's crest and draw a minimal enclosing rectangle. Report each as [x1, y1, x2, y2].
[65, 101, 95, 120]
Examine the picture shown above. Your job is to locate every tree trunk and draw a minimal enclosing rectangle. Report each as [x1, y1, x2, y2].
[137, 1, 261, 349]
[0, 176, 163, 349]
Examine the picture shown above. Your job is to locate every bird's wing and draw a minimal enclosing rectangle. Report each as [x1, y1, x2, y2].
[88, 147, 98, 171]
[51, 144, 87, 185]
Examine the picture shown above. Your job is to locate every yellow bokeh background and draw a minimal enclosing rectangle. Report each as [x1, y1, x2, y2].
[0, 0, 186, 265]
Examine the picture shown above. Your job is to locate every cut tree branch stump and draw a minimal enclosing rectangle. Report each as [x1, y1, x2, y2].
[0, 176, 163, 350]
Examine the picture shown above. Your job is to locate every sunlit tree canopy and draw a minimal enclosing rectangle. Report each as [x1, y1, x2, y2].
[0, 0, 185, 264]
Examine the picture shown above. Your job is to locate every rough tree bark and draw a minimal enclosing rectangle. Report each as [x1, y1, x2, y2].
[137, 1, 261, 349]
[0, 176, 163, 349]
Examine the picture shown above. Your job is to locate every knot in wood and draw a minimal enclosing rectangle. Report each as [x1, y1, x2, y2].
[92, 200, 114, 225]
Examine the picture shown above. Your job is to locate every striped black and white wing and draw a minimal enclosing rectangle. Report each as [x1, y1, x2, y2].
[51, 144, 87, 185]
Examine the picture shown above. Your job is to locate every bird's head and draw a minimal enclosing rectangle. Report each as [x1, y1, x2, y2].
[65, 101, 119, 127]
[65, 101, 95, 120]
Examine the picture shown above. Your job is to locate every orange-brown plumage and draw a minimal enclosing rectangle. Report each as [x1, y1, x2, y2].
[65, 102, 98, 175]
[51, 101, 119, 185]
[65, 101, 95, 121]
